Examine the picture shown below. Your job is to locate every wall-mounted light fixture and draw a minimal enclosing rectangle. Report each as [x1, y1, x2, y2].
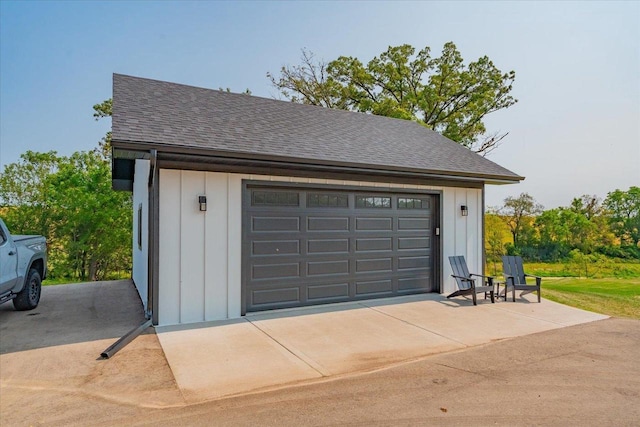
[460, 205, 468, 217]
[199, 196, 207, 212]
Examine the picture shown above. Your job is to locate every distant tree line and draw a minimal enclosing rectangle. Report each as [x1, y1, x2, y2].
[487, 188, 640, 264]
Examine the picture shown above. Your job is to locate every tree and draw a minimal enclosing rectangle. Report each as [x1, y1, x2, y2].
[47, 151, 132, 280]
[268, 49, 350, 110]
[535, 208, 572, 260]
[0, 151, 59, 238]
[268, 43, 517, 154]
[535, 207, 610, 257]
[93, 99, 112, 158]
[485, 213, 508, 274]
[0, 151, 132, 281]
[570, 195, 603, 220]
[604, 187, 640, 246]
[499, 193, 543, 248]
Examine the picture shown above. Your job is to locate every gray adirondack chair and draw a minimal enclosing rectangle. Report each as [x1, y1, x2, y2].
[447, 256, 495, 305]
[501, 256, 541, 302]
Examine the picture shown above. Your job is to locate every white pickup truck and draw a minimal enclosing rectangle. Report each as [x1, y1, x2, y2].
[0, 218, 47, 310]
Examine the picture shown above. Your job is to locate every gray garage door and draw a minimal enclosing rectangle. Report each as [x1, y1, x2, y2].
[242, 185, 437, 313]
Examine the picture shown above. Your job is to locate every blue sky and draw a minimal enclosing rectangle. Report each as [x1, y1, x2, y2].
[1, 1, 638, 208]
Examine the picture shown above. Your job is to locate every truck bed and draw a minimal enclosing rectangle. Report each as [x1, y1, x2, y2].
[12, 235, 45, 243]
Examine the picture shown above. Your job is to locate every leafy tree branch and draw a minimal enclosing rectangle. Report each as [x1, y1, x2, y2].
[269, 43, 517, 154]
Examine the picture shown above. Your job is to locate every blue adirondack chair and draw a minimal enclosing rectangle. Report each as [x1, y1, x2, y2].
[502, 256, 541, 302]
[447, 256, 495, 305]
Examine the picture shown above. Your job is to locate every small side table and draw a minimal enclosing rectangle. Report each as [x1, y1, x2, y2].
[494, 281, 506, 300]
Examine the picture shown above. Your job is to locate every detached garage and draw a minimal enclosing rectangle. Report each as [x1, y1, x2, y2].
[111, 74, 522, 327]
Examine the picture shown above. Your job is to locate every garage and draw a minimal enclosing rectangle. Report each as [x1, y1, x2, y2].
[243, 184, 438, 312]
[110, 74, 524, 327]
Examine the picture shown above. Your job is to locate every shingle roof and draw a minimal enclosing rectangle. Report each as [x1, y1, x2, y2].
[112, 74, 523, 183]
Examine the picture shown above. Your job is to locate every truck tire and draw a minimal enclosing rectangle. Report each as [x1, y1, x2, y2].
[13, 268, 41, 311]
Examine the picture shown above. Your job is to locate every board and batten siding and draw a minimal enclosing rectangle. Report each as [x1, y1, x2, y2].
[132, 159, 150, 311]
[153, 169, 483, 326]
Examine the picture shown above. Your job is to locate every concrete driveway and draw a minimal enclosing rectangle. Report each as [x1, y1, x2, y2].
[0, 280, 184, 414]
[1, 280, 615, 425]
[156, 292, 607, 403]
[0, 280, 145, 354]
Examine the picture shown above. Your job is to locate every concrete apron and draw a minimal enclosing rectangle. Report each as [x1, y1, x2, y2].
[155, 293, 608, 404]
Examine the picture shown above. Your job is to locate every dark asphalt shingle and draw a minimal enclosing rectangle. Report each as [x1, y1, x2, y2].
[112, 74, 522, 182]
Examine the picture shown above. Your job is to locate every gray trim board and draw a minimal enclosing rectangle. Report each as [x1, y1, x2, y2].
[153, 158, 485, 189]
[245, 180, 447, 196]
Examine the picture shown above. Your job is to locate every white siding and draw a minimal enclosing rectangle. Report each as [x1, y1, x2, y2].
[179, 171, 206, 323]
[132, 159, 150, 311]
[440, 188, 484, 295]
[227, 176, 243, 317]
[158, 169, 181, 325]
[157, 171, 484, 326]
[204, 173, 229, 320]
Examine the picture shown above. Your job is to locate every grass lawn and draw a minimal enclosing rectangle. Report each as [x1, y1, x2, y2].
[43, 275, 130, 286]
[542, 277, 640, 320]
[42, 277, 83, 286]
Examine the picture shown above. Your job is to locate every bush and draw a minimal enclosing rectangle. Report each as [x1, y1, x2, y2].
[536, 243, 571, 262]
[566, 250, 613, 278]
[597, 245, 640, 260]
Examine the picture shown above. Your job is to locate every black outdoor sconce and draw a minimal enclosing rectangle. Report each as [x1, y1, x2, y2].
[199, 196, 207, 212]
[460, 205, 468, 217]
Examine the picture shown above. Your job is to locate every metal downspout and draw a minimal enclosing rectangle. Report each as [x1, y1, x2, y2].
[147, 149, 157, 323]
[98, 150, 158, 359]
[100, 319, 153, 359]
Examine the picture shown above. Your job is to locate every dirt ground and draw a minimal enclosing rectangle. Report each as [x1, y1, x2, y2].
[2, 317, 639, 426]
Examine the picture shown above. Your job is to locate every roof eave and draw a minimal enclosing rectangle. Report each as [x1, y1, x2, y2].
[111, 139, 524, 185]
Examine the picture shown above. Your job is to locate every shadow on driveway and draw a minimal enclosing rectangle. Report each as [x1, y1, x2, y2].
[0, 280, 146, 354]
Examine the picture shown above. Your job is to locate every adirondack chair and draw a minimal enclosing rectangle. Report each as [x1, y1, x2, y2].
[447, 256, 495, 305]
[502, 255, 541, 302]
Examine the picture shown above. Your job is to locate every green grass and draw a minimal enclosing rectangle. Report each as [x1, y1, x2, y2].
[542, 277, 640, 320]
[488, 259, 640, 279]
[525, 260, 640, 279]
[43, 272, 131, 286]
[486, 259, 640, 318]
[43, 277, 87, 286]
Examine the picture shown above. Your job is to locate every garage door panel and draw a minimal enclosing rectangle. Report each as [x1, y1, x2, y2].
[252, 240, 300, 256]
[244, 186, 436, 312]
[398, 217, 430, 230]
[252, 287, 300, 306]
[356, 217, 393, 231]
[308, 217, 349, 231]
[307, 260, 350, 276]
[398, 256, 430, 270]
[398, 237, 430, 250]
[398, 276, 431, 291]
[356, 279, 393, 296]
[356, 237, 392, 252]
[356, 258, 393, 273]
[308, 239, 349, 254]
[252, 263, 300, 280]
[253, 217, 300, 232]
[307, 283, 350, 301]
